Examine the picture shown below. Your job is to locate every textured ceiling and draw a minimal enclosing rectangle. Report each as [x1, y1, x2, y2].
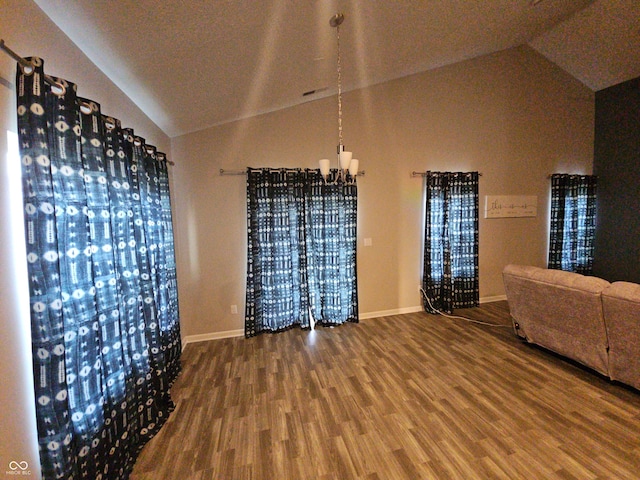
[529, 0, 640, 92]
[33, 0, 640, 138]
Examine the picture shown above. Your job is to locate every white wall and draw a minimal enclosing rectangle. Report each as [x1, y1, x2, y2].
[171, 45, 595, 341]
[0, 1, 170, 476]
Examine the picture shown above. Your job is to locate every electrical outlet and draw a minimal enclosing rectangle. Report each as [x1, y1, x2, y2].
[230, 304, 238, 314]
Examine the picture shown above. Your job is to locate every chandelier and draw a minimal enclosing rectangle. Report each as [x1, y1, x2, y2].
[319, 13, 359, 183]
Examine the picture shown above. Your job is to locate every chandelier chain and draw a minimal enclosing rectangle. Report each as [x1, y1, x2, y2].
[337, 23, 343, 148]
[319, 12, 358, 185]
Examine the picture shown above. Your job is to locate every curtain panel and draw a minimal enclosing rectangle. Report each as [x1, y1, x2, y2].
[548, 174, 597, 274]
[16, 58, 181, 479]
[422, 171, 479, 314]
[245, 168, 358, 337]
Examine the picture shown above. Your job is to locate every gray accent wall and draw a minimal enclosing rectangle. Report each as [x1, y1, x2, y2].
[593, 77, 640, 283]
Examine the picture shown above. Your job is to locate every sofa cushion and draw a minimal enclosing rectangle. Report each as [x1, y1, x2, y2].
[602, 282, 640, 390]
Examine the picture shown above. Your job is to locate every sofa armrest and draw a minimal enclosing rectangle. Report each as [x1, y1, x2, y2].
[602, 282, 640, 390]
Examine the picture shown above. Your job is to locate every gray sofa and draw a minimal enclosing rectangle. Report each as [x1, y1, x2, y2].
[503, 264, 640, 390]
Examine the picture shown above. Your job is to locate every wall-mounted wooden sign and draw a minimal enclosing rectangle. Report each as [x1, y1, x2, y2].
[485, 195, 537, 218]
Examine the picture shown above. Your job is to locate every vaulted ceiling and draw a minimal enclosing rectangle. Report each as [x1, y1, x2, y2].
[34, 0, 640, 138]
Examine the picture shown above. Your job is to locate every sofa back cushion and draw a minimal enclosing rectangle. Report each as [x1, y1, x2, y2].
[602, 282, 640, 390]
[503, 264, 610, 375]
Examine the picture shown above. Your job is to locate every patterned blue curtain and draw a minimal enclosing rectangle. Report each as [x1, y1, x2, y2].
[422, 171, 479, 314]
[16, 58, 181, 479]
[548, 174, 597, 274]
[245, 168, 358, 337]
[306, 170, 358, 325]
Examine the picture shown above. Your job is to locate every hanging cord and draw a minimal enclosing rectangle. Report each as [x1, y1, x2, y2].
[420, 288, 510, 328]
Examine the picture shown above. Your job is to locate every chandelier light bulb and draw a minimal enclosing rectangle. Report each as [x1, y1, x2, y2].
[349, 159, 359, 177]
[319, 158, 331, 179]
[339, 148, 353, 171]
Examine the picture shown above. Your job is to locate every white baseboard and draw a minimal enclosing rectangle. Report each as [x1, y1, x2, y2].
[359, 306, 423, 320]
[360, 295, 506, 320]
[182, 329, 244, 349]
[181, 296, 508, 348]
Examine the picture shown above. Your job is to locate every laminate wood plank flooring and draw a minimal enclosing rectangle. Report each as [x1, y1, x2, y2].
[130, 301, 640, 479]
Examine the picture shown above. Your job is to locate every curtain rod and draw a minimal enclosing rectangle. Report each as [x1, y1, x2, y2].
[0, 39, 57, 86]
[411, 171, 483, 177]
[1, 39, 175, 167]
[1, 39, 32, 67]
[220, 168, 366, 176]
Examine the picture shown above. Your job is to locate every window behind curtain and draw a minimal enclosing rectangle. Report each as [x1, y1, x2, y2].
[548, 174, 597, 274]
[422, 171, 479, 314]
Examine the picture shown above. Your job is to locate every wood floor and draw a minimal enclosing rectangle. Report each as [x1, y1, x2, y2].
[130, 301, 640, 479]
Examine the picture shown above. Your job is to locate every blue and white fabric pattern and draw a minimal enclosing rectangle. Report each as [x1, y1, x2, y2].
[548, 174, 597, 274]
[422, 171, 479, 314]
[245, 168, 358, 337]
[16, 57, 181, 480]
